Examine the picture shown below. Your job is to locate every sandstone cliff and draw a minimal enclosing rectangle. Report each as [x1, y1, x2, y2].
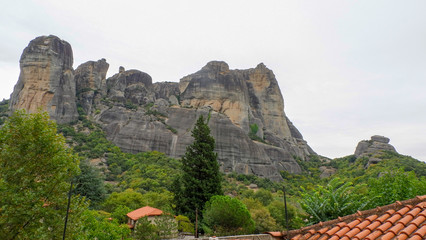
[10, 35, 78, 123]
[10, 35, 316, 180]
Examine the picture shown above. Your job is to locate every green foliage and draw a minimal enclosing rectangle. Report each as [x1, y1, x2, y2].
[267, 200, 304, 230]
[242, 198, 278, 233]
[111, 205, 132, 224]
[176, 215, 194, 233]
[58, 124, 115, 159]
[203, 195, 255, 236]
[74, 160, 107, 208]
[125, 100, 138, 110]
[0, 99, 9, 125]
[132, 216, 159, 240]
[173, 115, 223, 221]
[121, 151, 181, 193]
[248, 123, 265, 142]
[300, 178, 369, 224]
[103, 189, 146, 212]
[253, 188, 274, 206]
[367, 168, 426, 208]
[79, 209, 131, 240]
[0, 110, 83, 239]
[153, 214, 178, 239]
[132, 215, 177, 240]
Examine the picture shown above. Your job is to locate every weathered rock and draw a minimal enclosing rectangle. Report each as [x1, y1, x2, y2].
[10, 36, 317, 181]
[319, 166, 337, 179]
[10, 35, 78, 123]
[354, 135, 397, 165]
[75, 59, 109, 114]
[106, 69, 152, 104]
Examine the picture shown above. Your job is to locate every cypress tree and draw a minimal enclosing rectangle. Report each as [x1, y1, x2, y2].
[173, 115, 223, 221]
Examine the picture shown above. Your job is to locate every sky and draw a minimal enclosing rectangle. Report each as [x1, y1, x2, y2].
[1, 0, 425, 161]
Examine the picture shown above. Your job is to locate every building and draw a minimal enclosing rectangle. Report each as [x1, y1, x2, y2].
[266, 195, 426, 240]
[127, 206, 164, 229]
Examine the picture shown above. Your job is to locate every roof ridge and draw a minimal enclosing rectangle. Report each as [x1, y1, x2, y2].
[284, 195, 426, 239]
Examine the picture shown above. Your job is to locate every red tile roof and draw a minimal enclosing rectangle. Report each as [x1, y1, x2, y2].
[269, 195, 426, 240]
[126, 206, 163, 221]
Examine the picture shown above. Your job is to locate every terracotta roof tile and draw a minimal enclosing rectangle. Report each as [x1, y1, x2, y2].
[285, 195, 426, 240]
[364, 229, 383, 240]
[365, 215, 378, 222]
[354, 229, 370, 239]
[412, 224, 426, 237]
[325, 226, 341, 236]
[365, 221, 381, 231]
[376, 221, 392, 232]
[126, 206, 163, 221]
[396, 234, 409, 240]
[400, 224, 419, 236]
[411, 215, 425, 227]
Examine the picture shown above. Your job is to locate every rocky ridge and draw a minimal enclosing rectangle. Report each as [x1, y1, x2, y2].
[354, 135, 397, 165]
[9, 35, 316, 180]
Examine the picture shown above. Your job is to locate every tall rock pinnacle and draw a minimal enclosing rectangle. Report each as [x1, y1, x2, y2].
[9, 35, 78, 123]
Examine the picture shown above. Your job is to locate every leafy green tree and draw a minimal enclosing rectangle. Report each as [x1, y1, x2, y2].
[203, 195, 255, 236]
[176, 215, 194, 233]
[253, 188, 274, 206]
[367, 168, 426, 208]
[132, 214, 177, 240]
[132, 216, 159, 240]
[173, 115, 223, 221]
[267, 200, 304, 230]
[300, 177, 368, 224]
[79, 209, 131, 240]
[74, 160, 107, 208]
[154, 214, 178, 239]
[112, 205, 132, 224]
[0, 110, 82, 239]
[103, 188, 146, 212]
[242, 198, 277, 233]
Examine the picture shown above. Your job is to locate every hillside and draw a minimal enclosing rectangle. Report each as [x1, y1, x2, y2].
[1, 35, 425, 237]
[9, 35, 316, 181]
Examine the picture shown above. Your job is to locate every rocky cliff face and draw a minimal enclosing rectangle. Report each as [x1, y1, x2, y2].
[10, 35, 316, 180]
[10, 35, 78, 123]
[354, 135, 397, 164]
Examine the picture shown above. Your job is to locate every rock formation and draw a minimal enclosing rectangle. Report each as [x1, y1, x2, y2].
[10, 35, 317, 180]
[354, 135, 397, 164]
[10, 35, 78, 123]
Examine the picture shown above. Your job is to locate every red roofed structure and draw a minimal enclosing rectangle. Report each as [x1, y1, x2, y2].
[127, 206, 164, 229]
[267, 195, 426, 240]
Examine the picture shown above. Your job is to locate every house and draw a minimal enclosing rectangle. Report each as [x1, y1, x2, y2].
[126, 206, 164, 229]
[266, 195, 426, 240]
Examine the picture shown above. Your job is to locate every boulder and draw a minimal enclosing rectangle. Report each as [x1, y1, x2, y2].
[354, 135, 397, 165]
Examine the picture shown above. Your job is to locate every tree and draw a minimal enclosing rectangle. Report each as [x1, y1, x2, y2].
[74, 160, 107, 209]
[300, 177, 368, 224]
[0, 110, 82, 239]
[173, 115, 223, 221]
[102, 188, 146, 212]
[242, 198, 277, 233]
[367, 168, 426, 208]
[202, 195, 255, 236]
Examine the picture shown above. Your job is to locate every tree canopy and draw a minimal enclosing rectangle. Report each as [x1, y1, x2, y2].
[0, 110, 82, 239]
[203, 195, 255, 236]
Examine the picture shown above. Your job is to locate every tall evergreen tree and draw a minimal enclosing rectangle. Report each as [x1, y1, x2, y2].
[173, 115, 223, 221]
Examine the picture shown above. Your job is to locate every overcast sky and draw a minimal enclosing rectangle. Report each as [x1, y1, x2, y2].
[1, 0, 425, 162]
